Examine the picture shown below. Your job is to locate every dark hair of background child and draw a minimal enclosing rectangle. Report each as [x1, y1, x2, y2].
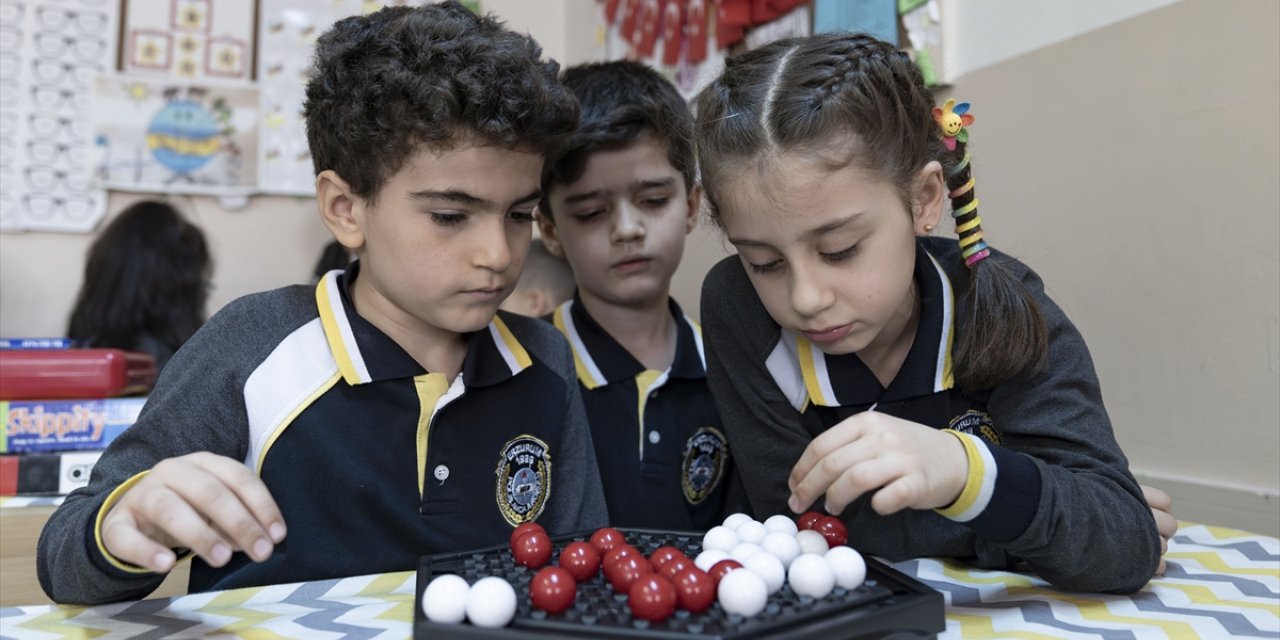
[693, 33, 1047, 390]
[539, 60, 696, 218]
[67, 201, 211, 371]
[303, 0, 579, 204]
[312, 239, 352, 281]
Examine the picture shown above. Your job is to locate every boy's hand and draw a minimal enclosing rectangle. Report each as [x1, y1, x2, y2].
[787, 412, 968, 517]
[100, 452, 287, 573]
[1142, 484, 1177, 576]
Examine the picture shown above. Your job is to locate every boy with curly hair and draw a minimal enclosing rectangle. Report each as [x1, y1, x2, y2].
[38, 2, 606, 604]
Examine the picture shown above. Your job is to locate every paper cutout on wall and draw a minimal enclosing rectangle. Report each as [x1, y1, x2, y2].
[814, 0, 897, 45]
[257, 0, 437, 196]
[122, 0, 256, 82]
[93, 77, 259, 196]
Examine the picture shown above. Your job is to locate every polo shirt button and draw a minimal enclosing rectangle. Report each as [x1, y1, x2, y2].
[434, 465, 449, 481]
[648, 431, 661, 444]
[651, 390, 660, 399]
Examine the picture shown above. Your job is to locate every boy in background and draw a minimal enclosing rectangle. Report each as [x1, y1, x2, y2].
[500, 241, 576, 317]
[538, 61, 745, 531]
[39, 2, 606, 604]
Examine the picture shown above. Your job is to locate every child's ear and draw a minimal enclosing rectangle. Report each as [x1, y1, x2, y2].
[685, 184, 703, 235]
[912, 161, 945, 236]
[536, 207, 565, 258]
[316, 170, 366, 250]
[527, 290, 552, 317]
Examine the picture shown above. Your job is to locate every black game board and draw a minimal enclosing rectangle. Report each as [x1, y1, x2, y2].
[414, 528, 944, 639]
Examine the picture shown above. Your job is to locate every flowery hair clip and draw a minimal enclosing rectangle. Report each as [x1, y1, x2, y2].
[932, 98, 974, 151]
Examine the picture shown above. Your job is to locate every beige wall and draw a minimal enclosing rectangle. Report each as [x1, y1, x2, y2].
[936, 0, 1279, 535]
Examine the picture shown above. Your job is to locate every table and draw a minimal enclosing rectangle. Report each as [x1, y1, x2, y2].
[1, 523, 1275, 639]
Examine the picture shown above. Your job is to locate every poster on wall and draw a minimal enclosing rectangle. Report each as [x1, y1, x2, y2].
[0, 0, 121, 232]
[121, 0, 258, 82]
[600, 0, 729, 103]
[256, 0, 437, 196]
[92, 76, 260, 196]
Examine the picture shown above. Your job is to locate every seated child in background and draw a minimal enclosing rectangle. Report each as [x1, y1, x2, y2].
[538, 61, 747, 531]
[38, 1, 606, 605]
[499, 241, 575, 317]
[67, 200, 211, 373]
[693, 33, 1173, 593]
[311, 239, 354, 283]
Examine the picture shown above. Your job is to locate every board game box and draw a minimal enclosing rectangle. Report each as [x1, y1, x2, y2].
[414, 528, 944, 639]
[0, 349, 156, 400]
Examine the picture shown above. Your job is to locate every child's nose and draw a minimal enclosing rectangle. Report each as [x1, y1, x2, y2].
[611, 204, 645, 244]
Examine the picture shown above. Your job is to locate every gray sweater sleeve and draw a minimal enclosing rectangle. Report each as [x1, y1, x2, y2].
[972, 258, 1160, 593]
[36, 291, 303, 604]
[701, 251, 1159, 594]
[501, 313, 608, 534]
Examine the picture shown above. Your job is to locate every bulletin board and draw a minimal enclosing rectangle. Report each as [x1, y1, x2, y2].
[0, 0, 456, 232]
[0, 0, 120, 232]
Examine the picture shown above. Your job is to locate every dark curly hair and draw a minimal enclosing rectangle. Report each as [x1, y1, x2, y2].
[304, 1, 580, 202]
[540, 60, 695, 218]
[67, 201, 211, 371]
[694, 33, 1047, 390]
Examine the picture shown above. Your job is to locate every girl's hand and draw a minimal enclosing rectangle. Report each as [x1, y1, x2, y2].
[787, 412, 969, 516]
[1142, 484, 1177, 576]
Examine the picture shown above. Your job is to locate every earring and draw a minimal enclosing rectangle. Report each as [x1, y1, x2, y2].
[923, 224, 935, 233]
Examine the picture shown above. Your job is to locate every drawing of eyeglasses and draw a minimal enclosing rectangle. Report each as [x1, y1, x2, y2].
[30, 84, 90, 110]
[25, 165, 92, 192]
[0, 0, 24, 25]
[22, 193, 96, 220]
[0, 78, 19, 108]
[35, 6, 107, 32]
[26, 138, 89, 164]
[0, 50, 19, 78]
[28, 113, 91, 138]
[0, 110, 15, 139]
[33, 31, 106, 61]
[0, 24, 21, 52]
[31, 56, 99, 86]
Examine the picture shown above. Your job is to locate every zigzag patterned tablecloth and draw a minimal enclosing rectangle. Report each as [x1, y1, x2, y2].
[1, 523, 1276, 639]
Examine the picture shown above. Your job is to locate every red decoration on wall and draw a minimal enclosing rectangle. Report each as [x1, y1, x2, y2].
[661, 0, 685, 65]
[634, 0, 663, 58]
[684, 0, 708, 63]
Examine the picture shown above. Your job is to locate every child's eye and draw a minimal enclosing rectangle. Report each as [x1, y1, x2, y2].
[748, 260, 783, 274]
[572, 210, 602, 222]
[639, 197, 670, 208]
[821, 245, 857, 263]
[509, 210, 535, 222]
[430, 212, 466, 226]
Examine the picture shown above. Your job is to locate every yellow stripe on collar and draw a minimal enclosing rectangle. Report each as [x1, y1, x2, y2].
[553, 304, 603, 390]
[315, 275, 363, 385]
[797, 334, 834, 407]
[491, 316, 532, 374]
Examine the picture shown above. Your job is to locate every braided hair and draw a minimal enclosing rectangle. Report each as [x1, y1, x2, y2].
[693, 32, 1046, 390]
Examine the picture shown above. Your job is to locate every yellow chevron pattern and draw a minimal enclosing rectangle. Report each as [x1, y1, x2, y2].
[3, 523, 1275, 638]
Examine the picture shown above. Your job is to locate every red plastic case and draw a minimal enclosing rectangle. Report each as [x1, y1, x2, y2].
[0, 349, 157, 400]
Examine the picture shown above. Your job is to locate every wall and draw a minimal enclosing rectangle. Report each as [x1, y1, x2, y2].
[934, 0, 1279, 535]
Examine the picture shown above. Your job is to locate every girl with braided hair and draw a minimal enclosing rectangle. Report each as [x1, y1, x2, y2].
[695, 33, 1170, 593]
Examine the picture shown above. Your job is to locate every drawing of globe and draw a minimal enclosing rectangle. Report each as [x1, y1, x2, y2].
[146, 100, 222, 174]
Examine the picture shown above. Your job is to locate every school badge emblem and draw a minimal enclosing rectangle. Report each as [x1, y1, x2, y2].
[682, 427, 727, 505]
[948, 410, 1003, 445]
[495, 435, 551, 526]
